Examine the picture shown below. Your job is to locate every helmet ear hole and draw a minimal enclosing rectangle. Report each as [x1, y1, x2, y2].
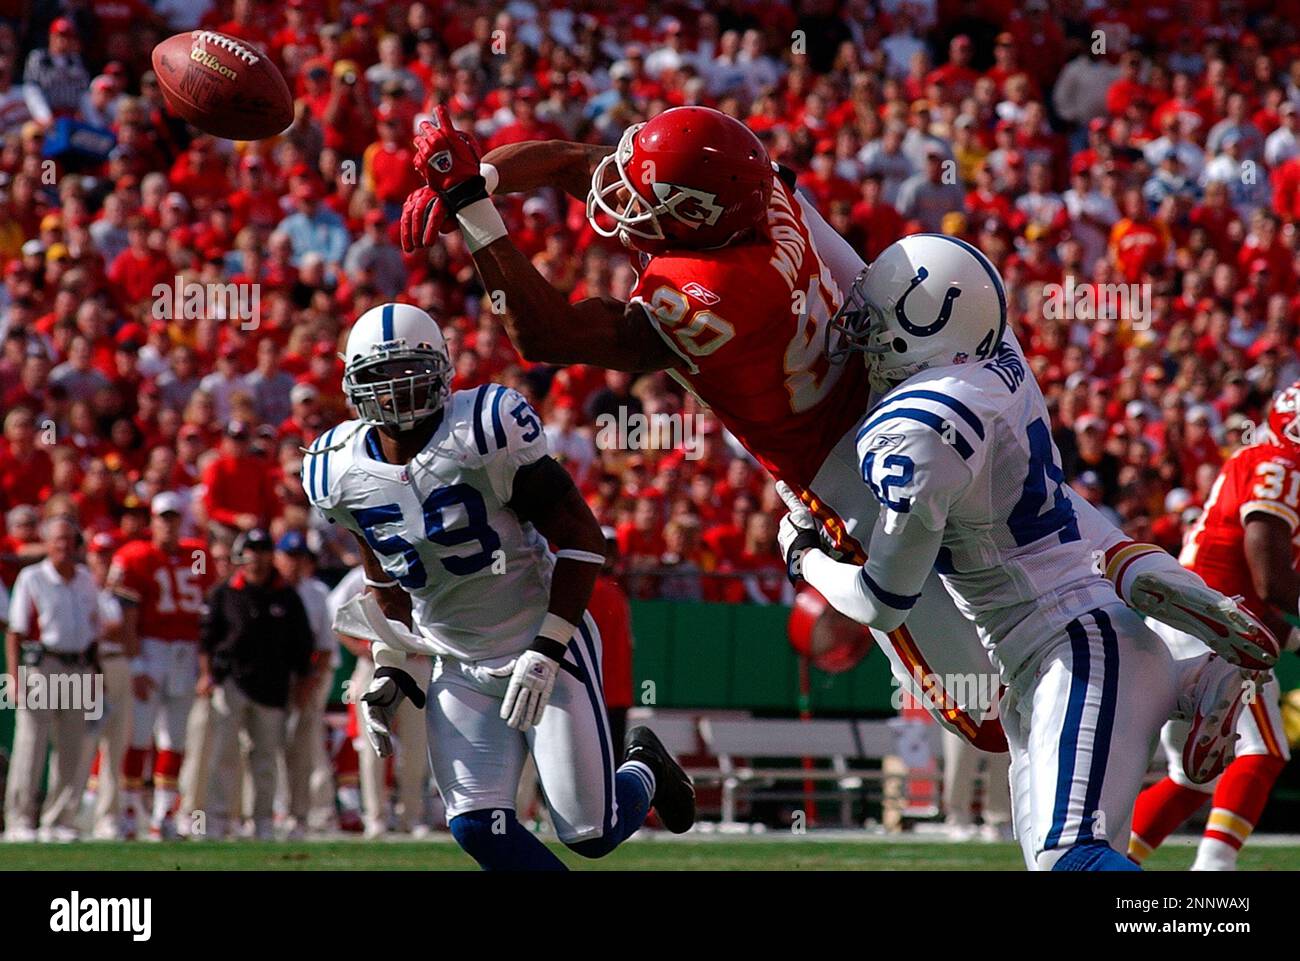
[892, 337, 908, 354]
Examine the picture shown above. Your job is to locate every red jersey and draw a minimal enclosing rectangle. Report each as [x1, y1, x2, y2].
[108, 538, 214, 642]
[1181, 442, 1300, 630]
[629, 179, 870, 487]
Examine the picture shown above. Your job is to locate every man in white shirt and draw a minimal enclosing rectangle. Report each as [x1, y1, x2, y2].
[1265, 103, 1299, 169]
[3, 516, 102, 841]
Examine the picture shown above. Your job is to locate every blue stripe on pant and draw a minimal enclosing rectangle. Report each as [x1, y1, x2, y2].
[564, 617, 651, 859]
[1045, 609, 1118, 851]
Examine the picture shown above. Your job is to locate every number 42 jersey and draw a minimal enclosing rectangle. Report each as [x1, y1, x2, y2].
[856, 343, 1117, 678]
[303, 384, 555, 662]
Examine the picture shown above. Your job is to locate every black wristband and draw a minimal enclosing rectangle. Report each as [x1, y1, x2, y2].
[528, 636, 588, 683]
[442, 174, 489, 215]
[374, 665, 427, 709]
[785, 528, 821, 586]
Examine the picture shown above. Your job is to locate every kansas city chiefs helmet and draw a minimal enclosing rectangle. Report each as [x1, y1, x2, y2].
[587, 106, 774, 254]
[1267, 381, 1300, 450]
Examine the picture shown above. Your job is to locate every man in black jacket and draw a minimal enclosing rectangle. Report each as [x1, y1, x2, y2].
[199, 528, 313, 840]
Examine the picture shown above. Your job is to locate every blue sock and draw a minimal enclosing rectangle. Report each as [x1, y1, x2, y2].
[1051, 839, 1142, 871]
[449, 809, 567, 871]
[567, 761, 654, 860]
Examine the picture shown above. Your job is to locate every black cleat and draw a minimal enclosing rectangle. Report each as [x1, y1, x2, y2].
[624, 725, 695, 834]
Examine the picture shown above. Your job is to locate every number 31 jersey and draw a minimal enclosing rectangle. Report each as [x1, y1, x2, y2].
[856, 343, 1117, 677]
[1180, 441, 1300, 632]
[303, 384, 555, 662]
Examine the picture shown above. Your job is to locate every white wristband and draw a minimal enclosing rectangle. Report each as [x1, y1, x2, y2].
[456, 196, 507, 253]
[555, 548, 605, 565]
[537, 612, 578, 644]
[364, 575, 399, 588]
[480, 162, 499, 195]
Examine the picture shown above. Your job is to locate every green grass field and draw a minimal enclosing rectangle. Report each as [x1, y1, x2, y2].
[3, 835, 1300, 871]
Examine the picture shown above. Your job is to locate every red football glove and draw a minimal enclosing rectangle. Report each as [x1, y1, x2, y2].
[412, 104, 483, 197]
[400, 186, 453, 253]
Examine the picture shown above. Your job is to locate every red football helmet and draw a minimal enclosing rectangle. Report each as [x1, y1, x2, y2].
[587, 106, 773, 254]
[1267, 380, 1300, 449]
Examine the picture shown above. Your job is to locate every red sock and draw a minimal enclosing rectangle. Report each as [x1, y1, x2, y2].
[1203, 754, 1286, 849]
[1129, 777, 1209, 862]
[123, 746, 148, 789]
[154, 749, 184, 788]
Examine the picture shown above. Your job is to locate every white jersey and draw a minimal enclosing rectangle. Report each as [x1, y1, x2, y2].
[855, 340, 1117, 677]
[303, 384, 555, 663]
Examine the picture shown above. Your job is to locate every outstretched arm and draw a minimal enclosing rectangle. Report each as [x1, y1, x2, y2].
[481, 140, 613, 201]
[412, 108, 676, 372]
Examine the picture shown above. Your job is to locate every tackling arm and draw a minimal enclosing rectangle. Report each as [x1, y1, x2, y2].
[802, 515, 943, 634]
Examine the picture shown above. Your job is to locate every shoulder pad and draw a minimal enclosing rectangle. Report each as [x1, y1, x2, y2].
[301, 419, 365, 511]
[861, 372, 994, 470]
[448, 384, 546, 466]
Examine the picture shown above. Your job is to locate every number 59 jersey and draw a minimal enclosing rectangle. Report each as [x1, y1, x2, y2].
[857, 343, 1117, 677]
[303, 385, 555, 663]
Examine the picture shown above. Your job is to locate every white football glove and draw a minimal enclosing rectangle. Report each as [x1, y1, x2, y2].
[358, 666, 425, 758]
[487, 648, 561, 732]
[776, 481, 821, 583]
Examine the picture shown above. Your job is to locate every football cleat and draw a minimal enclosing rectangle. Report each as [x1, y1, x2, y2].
[625, 725, 696, 834]
[1129, 571, 1280, 670]
[1180, 656, 1248, 785]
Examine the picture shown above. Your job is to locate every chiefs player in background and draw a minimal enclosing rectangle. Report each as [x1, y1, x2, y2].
[400, 105, 1274, 757]
[1129, 385, 1300, 870]
[108, 492, 214, 840]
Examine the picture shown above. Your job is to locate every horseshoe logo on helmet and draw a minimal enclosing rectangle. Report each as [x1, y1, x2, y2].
[895, 266, 962, 337]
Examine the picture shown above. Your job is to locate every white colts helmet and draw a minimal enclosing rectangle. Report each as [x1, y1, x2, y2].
[342, 303, 452, 431]
[829, 233, 1007, 392]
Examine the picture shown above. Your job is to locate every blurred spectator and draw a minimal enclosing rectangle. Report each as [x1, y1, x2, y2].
[3, 515, 99, 842]
[200, 528, 313, 841]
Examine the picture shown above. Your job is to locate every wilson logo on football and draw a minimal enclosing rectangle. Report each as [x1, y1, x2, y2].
[682, 282, 720, 305]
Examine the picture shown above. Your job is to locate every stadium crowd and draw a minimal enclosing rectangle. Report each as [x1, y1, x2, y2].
[0, 0, 1297, 837]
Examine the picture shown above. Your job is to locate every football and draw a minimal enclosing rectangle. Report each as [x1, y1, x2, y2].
[150, 30, 293, 141]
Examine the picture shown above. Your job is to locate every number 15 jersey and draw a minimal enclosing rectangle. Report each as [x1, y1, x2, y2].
[303, 384, 555, 662]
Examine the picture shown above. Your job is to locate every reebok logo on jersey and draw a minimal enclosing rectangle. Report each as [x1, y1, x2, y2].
[869, 433, 906, 451]
[682, 282, 720, 305]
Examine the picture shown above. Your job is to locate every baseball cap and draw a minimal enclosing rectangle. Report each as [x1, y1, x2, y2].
[50, 17, 76, 36]
[90, 531, 118, 554]
[151, 491, 185, 517]
[233, 528, 274, 559]
[1077, 470, 1101, 488]
[226, 420, 250, 440]
[290, 382, 318, 405]
[1075, 414, 1104, 433]
[276, 530, 312, 555]
[1125, 400, 1151, 419]
[1164, 488, 1193, 514]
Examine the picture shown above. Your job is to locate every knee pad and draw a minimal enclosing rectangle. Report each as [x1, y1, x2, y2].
[1045, 839, 1142, 872]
